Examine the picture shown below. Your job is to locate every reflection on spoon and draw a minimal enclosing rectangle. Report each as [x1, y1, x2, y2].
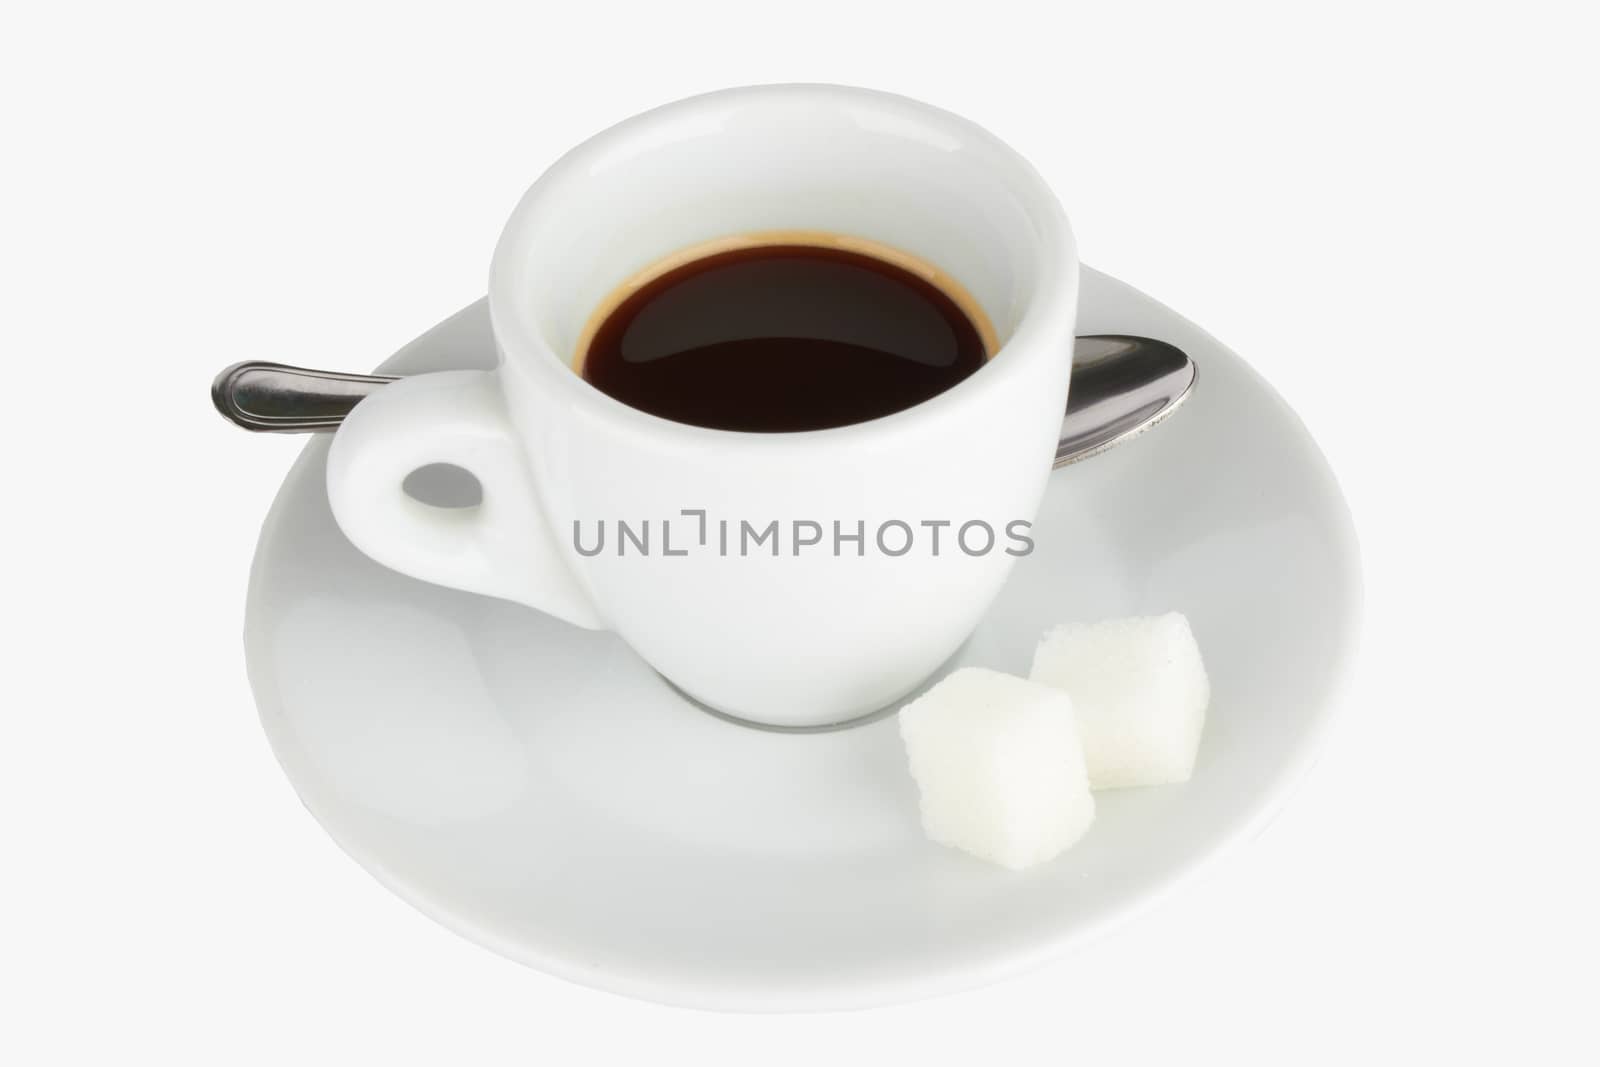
[1054, 335, 1195, 466]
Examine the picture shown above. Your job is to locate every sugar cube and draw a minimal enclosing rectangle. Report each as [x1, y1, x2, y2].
[1030, 613, 1210, 789]
[898, 667, 1094, 870]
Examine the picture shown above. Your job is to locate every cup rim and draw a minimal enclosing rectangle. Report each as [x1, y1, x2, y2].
[488, 83, 1077, 449]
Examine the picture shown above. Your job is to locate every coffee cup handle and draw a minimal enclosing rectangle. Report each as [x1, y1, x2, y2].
[324, 369, 605, 629]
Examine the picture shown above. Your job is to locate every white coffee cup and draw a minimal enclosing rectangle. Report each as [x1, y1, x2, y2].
[326, 84, 1078, 728]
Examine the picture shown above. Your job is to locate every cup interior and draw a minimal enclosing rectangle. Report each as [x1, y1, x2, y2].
[491, 86, 1068, 373]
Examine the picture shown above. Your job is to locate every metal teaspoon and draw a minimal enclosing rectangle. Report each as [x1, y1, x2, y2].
[211, 334, 1194, 468]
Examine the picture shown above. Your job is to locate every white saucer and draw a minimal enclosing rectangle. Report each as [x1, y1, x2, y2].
[244, 267, 1360, 1011]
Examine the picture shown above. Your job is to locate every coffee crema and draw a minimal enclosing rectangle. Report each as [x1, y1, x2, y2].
[576, 232, 997, 432]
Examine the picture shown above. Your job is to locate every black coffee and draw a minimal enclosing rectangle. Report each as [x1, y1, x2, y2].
[579, 239, 992, 432]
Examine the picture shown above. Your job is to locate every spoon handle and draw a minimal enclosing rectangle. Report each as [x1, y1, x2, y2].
[211, 362, 398, 433]
[212, 335, 1195, 465]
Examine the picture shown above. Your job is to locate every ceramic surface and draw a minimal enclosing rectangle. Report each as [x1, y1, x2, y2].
[246, 267, 1361, 1011]
[324, 85, 1078, 727]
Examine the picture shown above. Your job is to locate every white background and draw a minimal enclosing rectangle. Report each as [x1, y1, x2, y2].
[4, 1, 1596, 1063]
